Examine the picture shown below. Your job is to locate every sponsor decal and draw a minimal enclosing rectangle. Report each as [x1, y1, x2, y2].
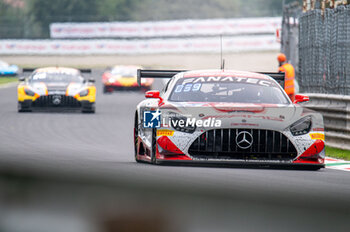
[309, 133, 325, 141]
[157, 129, 175, 137]
[50, 18, 281, 38]
[143, 110, 222, 129]
[143, 110, 161, 128]
[231, 123, 259, 127]
[180, 76, 275, 87]
[162, 117, 222, 128]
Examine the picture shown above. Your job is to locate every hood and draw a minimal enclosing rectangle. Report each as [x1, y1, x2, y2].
[30, 82, 84, 96]
[46, 82, 69, 94]
[159, 101, 300, 131]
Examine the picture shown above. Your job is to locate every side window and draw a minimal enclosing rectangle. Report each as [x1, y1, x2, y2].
[162, 78, 172, 94]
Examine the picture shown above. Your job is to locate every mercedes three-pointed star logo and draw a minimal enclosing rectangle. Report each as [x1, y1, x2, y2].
[235, 131, 253, 149]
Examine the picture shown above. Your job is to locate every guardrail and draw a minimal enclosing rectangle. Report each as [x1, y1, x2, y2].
[305, 93, 350, 150]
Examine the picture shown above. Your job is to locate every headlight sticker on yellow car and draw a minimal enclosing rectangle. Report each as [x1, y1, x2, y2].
[309, 133, 325, 141]
[157, 129, 175, 137]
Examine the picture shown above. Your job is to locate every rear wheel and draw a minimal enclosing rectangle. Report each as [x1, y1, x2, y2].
[151, 128, 157, 164]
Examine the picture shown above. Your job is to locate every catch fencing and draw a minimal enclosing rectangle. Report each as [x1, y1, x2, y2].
[299, 4, 350, 94]
[295, 2, 350, 149]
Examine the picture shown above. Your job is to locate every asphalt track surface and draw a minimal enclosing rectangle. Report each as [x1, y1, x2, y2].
[0, 70, 350, 232]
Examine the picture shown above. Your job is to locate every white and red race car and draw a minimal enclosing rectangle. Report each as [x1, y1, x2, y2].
[134, 69, 325, 170]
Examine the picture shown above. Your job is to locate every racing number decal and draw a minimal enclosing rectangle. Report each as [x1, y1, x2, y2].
[183, 84, 192, 92]
[192, 83, 201, 91]
[175, 85, 183, 93]
[174, 83, 202, 93]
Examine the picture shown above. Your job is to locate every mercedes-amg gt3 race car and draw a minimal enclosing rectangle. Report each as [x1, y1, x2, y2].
[17, 67, 96, 113]
[102, 65, 153, 93]
[134, 69, 325, 170]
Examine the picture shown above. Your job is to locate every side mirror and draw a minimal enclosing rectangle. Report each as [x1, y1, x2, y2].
[294, 94, 309, 104]
[145, 90, 163, 105]
[145, 90, 160, 98]
[18, 76, 25, 82]
[88, 78, 95, 83]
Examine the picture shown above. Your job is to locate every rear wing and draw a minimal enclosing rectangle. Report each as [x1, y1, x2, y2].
[137, 69, 285, 88]
[22, 68, 92, 74]
[137, 69, 187, 86]
[257, 72, 285, 89]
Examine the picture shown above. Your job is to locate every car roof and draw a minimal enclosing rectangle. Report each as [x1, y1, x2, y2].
[112, 65, 142, 70]
[35, 67, 80, 75]
[182, 69, 271, 80]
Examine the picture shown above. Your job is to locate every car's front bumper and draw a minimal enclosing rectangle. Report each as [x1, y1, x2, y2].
[155, 158, 325, 169]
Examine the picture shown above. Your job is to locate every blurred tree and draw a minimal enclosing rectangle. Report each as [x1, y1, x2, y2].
[30, 0, 100, 36]
[0, 0, 36, 38]
[98, 0, 138, 21]
[131, 0, 241, 21]
[4, 0, 292, 38]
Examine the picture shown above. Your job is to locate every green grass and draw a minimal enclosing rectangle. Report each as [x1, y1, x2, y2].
[326, 146, 350, 161]
[0, 77, 18, 85]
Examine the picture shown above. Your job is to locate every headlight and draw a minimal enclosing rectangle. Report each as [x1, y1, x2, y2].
[79, 89, 89, 97]
[24, 88, 35, 96]
[290, 116, 312, 136]
[168, 112, 196, 133]
[108, 78, 116, 83]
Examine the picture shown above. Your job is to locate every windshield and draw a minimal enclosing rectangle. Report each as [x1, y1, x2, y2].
[169, 76, 290, 104]
[29, 72, 83, 83]
[111, 68, 137, 77]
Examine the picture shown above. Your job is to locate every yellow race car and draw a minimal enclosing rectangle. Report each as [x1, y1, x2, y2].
[18, 67, 96, 113]
[102, 65, 153, 93]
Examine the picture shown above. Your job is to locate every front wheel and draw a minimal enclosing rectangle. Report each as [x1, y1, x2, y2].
[82, 102, 95, 113]
[17, 102, 31, 112]
[103, 86, 109, 94]
[134, 113, 140, 162]
[151, 128, 157, 164]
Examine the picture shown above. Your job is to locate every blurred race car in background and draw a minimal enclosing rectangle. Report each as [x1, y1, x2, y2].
[134, 69, 325, 170]
[18, 67, 96, 113]
[0, 60, 19, 76]
[102, 65, 153, 93]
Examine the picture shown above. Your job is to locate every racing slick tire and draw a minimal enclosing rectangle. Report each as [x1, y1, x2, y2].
[134, 113, 141, 163]
[17, 101, 31, 112]
[298, 165, 323, 171]
[103, 85, 109, 94]
[81, 102, 95, 113]
[151, 128, 157, 164]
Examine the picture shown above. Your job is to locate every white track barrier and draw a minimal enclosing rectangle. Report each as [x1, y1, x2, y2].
[50, 17, 281, 38]
[0, 35, 279, 55]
